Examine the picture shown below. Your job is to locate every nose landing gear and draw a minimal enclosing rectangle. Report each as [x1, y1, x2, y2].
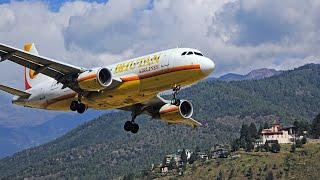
[171, 85, 181, 106]
[70, 100, 86, 114]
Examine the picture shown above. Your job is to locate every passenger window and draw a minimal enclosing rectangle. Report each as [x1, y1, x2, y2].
[187, 51, 193, 55]
[181, 52, 187, 56]
[195, 52, 204, 56]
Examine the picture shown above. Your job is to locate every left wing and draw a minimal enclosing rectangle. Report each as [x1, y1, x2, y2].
[0, 43, 85, 92]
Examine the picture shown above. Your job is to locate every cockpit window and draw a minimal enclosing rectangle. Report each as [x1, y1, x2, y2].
[194, 52, 204, 56]
[181, 52, 187, 56]
[187, 51, 193, 55]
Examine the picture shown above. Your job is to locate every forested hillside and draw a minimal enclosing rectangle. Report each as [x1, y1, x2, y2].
[1, 64, 320, 179]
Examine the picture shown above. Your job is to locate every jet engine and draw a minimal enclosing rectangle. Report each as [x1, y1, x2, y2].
[159, 100, 193, 123]
[77, 68, 112, 91]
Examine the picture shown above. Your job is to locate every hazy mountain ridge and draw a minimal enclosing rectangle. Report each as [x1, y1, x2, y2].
[217, 68, 282, 82]
[0, 111, 102, 158]
[1, 64, 320, 179]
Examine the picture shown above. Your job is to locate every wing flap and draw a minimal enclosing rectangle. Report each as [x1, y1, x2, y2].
[0, 84, 30, 97]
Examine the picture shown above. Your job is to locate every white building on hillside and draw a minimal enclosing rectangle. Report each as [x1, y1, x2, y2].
[261, 122, 295, 144]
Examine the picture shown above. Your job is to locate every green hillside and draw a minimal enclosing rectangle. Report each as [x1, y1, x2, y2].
[152, 142, 320, 180]
[1, 64, 320, 179]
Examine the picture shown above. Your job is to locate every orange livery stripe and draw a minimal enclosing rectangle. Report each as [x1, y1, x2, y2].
[121, 64, 200, 82]
[78, 74, 96, 82]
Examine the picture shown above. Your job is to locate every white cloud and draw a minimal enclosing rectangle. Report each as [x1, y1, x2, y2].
[1, 0, 320, 126]
[1, 0, 320, 83]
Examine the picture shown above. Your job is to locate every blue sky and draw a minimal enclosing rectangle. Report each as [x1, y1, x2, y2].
[0, 0, 107, 11]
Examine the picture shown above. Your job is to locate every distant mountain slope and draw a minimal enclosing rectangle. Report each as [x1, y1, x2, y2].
[216, 68, 282, 82]
[1, 64, 320, 179]
[0, 110, 103, 158]
[0, 94, 58, 127]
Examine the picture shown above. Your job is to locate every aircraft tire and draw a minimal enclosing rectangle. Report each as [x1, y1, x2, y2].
[70, 101, 78, 111]
[131, 123, 139, 134]
[124, 121, 133, 131]
[76, 103, 86, 114]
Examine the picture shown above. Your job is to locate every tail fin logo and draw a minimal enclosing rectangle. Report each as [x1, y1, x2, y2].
[29, 69, 38, 79]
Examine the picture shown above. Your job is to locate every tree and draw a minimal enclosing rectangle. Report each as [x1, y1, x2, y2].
[216, 170, 223, 180]
[290, 144, 296, 153]
[311, 113, 320, 138]
[296, 139, 303, 148]
[245, 167, 253, 179]
[168, 157, 176, 170]
[265, 171, 274, 180]
[162, 157, 167, 167]
[240, 124, 249, 141]
[270, 142, 281, 153]
[195, 146, 201, 153]
[245, 141, 254, 152]
[181, 149, 187, 165]
[249, 122, 258, 139]
[301, 136, 307, 144]
[231, 139, 240, 152]
[188, 153, 197, 164]
[263, 122, 270, 129]
[294, 120, 310, 136]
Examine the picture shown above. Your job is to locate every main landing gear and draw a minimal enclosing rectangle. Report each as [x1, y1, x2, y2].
[123, 106, 143, 134]
[70, 101, 86, 114]
[171, 85, 181, 106]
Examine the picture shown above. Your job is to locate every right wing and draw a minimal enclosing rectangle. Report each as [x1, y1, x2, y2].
[0, 84, 30, 98]
[0, 43, 85, 92]
[121, 95, 202, 129]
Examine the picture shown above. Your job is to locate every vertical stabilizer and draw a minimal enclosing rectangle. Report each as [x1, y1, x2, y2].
[24, 43, 52, 90]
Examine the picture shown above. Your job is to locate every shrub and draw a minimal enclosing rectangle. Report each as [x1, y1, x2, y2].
[265, 171, 274, 180]
[270, 143, 281, 153]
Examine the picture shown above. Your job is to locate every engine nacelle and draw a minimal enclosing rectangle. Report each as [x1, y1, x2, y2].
[77, 68, 112, 91]
[159, 100, 193, 123]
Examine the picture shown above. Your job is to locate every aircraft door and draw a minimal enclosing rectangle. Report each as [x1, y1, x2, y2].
[160, 53, 170, 70]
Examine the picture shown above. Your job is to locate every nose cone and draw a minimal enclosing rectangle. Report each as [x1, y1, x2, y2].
[200, 57, 215, 76]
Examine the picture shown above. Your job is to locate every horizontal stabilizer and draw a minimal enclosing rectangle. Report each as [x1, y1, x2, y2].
[0, 84, 30, 97]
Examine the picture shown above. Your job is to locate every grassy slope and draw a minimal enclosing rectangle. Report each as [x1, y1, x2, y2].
[156, 142, 320, 180]
[1, 64, 320, 179]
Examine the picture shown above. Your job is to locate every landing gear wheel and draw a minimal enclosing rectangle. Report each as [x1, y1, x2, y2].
[131, 123, 139, 134]
[76, 103, 86, 114]
[70, 101, 78, 111]
[124, 121, 133, 131]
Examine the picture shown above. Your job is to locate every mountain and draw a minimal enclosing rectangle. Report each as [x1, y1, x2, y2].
[216, 68, 282, 82]
[0, 94, 58, 128]
[1, 64, 320, 179]
[218, 73, 245, 81]
[0, 110, 103, 158]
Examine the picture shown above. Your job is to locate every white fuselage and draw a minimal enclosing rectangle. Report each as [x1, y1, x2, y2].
[13, 48, 215, 111]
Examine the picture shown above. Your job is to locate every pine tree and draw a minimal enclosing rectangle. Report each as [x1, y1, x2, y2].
[249, 122, 258, 139]
[311, 113, 320, 138]
[240, 124, 249, 141]
[263, 122, 269, 129]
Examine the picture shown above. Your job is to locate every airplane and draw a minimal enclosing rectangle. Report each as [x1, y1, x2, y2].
[0, 43, 215, 133]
